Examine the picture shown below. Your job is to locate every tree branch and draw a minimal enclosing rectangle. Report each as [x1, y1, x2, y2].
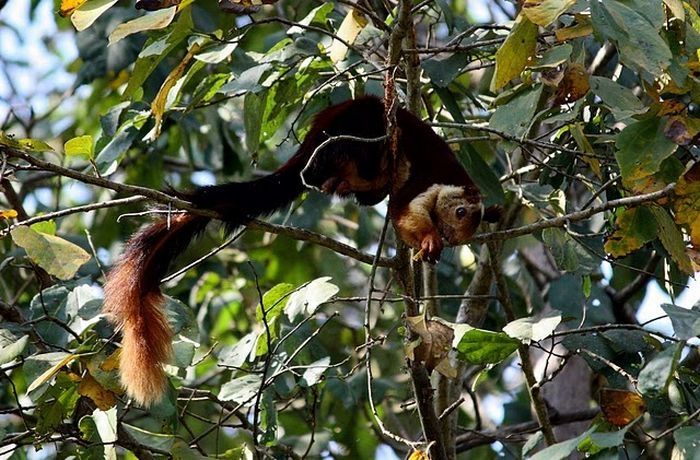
[488, 242, 557, 446]
[472, 183, 676, 243]
[455, 409, 599, 452]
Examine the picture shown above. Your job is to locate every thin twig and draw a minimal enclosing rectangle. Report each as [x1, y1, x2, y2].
[488, 242, 557, 446]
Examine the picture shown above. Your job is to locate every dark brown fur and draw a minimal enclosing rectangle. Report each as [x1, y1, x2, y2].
[104, 97, 483, 405]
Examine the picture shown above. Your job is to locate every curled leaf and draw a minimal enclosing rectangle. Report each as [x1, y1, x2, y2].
[599, 388, 645, 427]
[0, 209, 18, 219]
[406, 316, 455, 373]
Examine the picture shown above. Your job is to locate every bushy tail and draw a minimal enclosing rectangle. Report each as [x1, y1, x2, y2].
[103, 98, 386, 405]
[103, 213, 209, 406]
[104, 147, 312, 406]
[183, 147, 310, 228]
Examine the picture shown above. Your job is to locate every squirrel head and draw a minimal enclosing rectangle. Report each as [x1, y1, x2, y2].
[434, 185, 483, 246]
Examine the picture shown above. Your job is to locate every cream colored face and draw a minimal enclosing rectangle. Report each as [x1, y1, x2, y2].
[434, 185, 483, 245]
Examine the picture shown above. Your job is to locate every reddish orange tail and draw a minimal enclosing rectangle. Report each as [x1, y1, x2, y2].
[103, 213, 208, 406]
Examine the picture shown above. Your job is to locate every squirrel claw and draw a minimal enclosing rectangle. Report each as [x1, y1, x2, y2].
[418, 234, 443, 264]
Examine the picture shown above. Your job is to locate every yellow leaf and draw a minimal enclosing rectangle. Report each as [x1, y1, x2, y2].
[329, 9, 368, 63]
[408, 450, 430, 460]
[600, 388, 645, 427]
[604, 207, 658, 257]
[522, 0, 576, 26]
[0, 209, 18, 219]
[673, 163, 700, 247]
[100, 349, 121, 372]
[27, 353, 78, 393]
[490, 15, 538, 91]
[59, 0, 88, 17]
[78, 373, 117, 410]
[10, 225, 91, 280]
[555, 19, 593, 41]
[151, 42, 201, 137]
[569, 123, 601, 179]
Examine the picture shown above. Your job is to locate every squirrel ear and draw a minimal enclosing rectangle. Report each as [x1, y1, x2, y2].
[483, 205, 502, 223]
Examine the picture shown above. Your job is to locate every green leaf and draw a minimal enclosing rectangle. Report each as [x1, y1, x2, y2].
[638, 343, 682, 395]
[122, 424, 175, 452]
[583, 275, 592, 298]
[542, 228, 598, 274]
[0, 133, 53, 152]
[26, 353, 78, 393]
[615, 118, 677, 182]
[521, 0, 576, 27]
[490, 85, 543, 139]
[17, 138, 54, 152]
[260, 390, 277, 446]
[531, 43, 573, 69]
[660, 304, 700, 340]
[529, 427, 595, 460]
[30, 220, 57, 235]
[579, 423, 633, 454]
[256, 283, 295, 322]
[301, 356, 331, 387]
[457, 143, 506, 207]
[422, 54, 468, 87]
[674, 427, 700, 460]
[285, 277, 339, 321]
[123, 10, 193, 100]
[455, 328, 520, 364]
[70, 0, 119, 31]
[491, 15, 538, 91]
[523, 431, 544, 457]
[195, 42, 238, 64]
[244, 91, 268, 155]
[604, 206, 658, 258]
[0, 331, 28, 365]
[35, 398, 65, 436]
[108, 7, 176, 46]
[589, 77, 646, 122]
[219, 374, 262, 404]
[91, 407, 118, 460]
[11, 226, 90, 280]
[218, 331, 258, 368]
[503, 310, 561, 343]
[94, 122, 140, 175]
[649, 205, 693, 275]
[287, 3, 333, 33]
[64, 135, 94, 159]
[590, 0, 671, 76]
[219, 63, 273, 95]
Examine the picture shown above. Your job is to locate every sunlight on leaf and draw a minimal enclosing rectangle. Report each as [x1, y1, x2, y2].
[71, 0, 119, 31]
[108, 7, 177, 46]
[26, 353, 78, 393]
[11, 226, 91, 280]
[490, 14, 538, 91]
[522, 0, 576, 27]
[329, 8, 367, 63]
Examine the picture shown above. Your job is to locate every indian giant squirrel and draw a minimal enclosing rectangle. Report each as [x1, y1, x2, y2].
[103, 97, 486, 406]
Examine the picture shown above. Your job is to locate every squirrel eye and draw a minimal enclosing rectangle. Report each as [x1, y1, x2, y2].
[455, 207, 466, 218]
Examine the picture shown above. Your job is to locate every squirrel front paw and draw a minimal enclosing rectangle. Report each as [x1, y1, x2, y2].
[415, 233, 443, 264]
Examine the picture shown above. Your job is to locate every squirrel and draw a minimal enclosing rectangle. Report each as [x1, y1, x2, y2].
[103, 96, 485, 406]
